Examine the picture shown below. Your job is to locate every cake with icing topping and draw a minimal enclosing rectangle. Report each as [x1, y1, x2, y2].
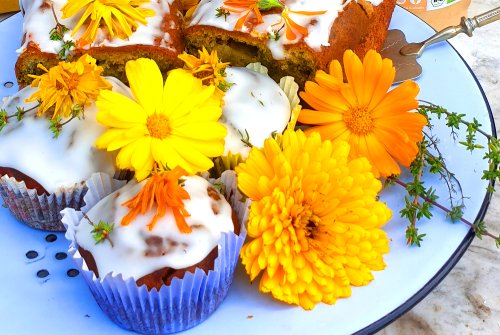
[184, 0, 397, 86]
[75, 174, 238, 290]
[0, 55, 121, 231]
[16, 0, 184, 87]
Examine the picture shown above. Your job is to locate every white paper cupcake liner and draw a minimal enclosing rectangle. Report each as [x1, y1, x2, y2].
[0, 174, 87, 231]
[61, 171, 248, 334]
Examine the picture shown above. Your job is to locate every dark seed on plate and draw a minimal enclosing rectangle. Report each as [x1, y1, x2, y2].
[55, 252, 67, 260]
[3, 82, 13, 88]
[25, 250, 38, 259]
[45, 234, 57, 242]
[67, 269, 79, 277]
[37, 269, 49, 278]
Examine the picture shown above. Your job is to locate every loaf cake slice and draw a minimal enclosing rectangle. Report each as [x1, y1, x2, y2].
[185, 0, 397, 87]
[16, 0, 184, 87]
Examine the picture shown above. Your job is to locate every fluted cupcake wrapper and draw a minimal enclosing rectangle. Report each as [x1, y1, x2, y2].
[0, 174, 87, 231]
[61, 171, 248, 334]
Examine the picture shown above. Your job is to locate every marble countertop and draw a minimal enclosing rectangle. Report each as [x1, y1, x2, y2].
[0, 1, 498, 334]
[379, 0, 500, 334]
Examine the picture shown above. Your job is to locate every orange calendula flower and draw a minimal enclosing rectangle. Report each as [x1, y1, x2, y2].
[298, 49, 427, 177]
[178, 47, 231, 93]
[61, 0, 155, 46]
[273, 7, 327, 41]
[236, 129, 391, 310]
[26, 54, 111, 119]
[121, 166, 192, 233]
[223, 0, 283, 30]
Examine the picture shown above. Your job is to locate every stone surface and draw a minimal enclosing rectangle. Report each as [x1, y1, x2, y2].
[379, 1, 500, 334]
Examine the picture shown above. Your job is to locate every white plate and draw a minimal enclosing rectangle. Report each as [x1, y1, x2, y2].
[0, 6, 494, 335]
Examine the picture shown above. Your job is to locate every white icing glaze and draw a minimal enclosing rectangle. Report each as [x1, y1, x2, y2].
[75, 175, 235, 280]
[221, 67, 291, 157]
[189, 0, 382, 60]
[0, 77, 126, 193]
[18, 0, 177, 54]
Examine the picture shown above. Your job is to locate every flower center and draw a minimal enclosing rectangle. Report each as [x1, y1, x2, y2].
[147, 113, 171, 139]
[344, 105, 373, 135]
[296, 207, 321, 239]
[56, 73, 80, 91]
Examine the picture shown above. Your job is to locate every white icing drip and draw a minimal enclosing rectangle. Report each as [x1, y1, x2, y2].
[221, 67, 290, 157]
[75, 175, 235, 280]
[18, 0, 176, 54]
[190, 0, 382, 60]
[0, 77, 127, 193]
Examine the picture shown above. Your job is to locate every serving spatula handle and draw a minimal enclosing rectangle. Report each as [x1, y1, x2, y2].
[400, 6, 500, 57]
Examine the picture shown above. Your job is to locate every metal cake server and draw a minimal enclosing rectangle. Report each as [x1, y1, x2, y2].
[381, 6, 500, 83]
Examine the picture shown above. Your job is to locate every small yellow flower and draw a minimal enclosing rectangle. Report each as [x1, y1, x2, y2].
[236, 129, 392, 310]
[298, 49, 427, 177]
[26, 54, 111, 119]
[178, 47, 231, 94]
[61, 0, 155, 46]
[95, 58, 227, 180]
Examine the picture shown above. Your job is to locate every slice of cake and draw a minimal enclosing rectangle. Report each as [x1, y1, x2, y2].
[16, 0, 184, 87]
[184, 0, 396, 86]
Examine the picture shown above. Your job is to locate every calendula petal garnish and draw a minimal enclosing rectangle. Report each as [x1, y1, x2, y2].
[121, 166, 192, 233]
[96, 58, 227, 179]
[236, 129, 391, 310]
[298, 49, 427, 177]
[178, 47, 231, 93]
[222, 0, 283, 30]
[26, 54, 111, 119]
[61, 0, 155, 46]
[273, 7, 327, 41]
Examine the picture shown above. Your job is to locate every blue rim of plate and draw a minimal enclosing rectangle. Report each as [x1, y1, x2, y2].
[355, 6, 496, 335]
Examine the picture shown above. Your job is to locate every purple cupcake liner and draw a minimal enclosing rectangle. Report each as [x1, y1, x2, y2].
[61, 172, 248, 334]
[0, 174, 87, 231]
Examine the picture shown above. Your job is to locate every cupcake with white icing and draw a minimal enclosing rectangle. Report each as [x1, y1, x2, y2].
[61, 58, 247, 334]
[62, 171, 246, 334]
[0, 54, 119, 231]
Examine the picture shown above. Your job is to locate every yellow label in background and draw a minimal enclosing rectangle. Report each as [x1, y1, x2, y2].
[0, 0, 19, 14]
[427, 0, 462, 11]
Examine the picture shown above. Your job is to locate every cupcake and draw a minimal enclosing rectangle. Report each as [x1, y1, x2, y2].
[177, 48, 301, 173]
[61, 58, 248, 333]
[0, 54, 121, 231]
[62, 170, 246, 334]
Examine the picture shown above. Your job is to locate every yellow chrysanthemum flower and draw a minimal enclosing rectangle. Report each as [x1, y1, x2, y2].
[61, 0, 155, 46]
[95, 58, 227, 180]
[26, 54, 111, 119]
[178, 47, 230, 93]
[298, 49, 427, 177]
[236, 129, 392, 310]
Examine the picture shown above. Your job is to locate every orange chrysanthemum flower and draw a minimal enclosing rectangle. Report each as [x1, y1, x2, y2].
[236, 129, 391, 310]
[298, 50, 427, 177]
[61, 0, 155, 46]
[121, 166, 191, 233]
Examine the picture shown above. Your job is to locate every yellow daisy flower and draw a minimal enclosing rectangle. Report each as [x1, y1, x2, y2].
[61, 0, 155, 46]
[178, 47, 231, 93]
[298, 49, 427, 177]
[95, 58, 227, 180]
[236, 129, 392, 310]
[26, 54, 111, 119]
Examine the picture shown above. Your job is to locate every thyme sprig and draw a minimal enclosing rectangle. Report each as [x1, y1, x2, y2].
[49, 2, 74, 60]
[82, 213, 115, 247]
[0, 103, 83, 138]
[394, 102, 500, 247]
